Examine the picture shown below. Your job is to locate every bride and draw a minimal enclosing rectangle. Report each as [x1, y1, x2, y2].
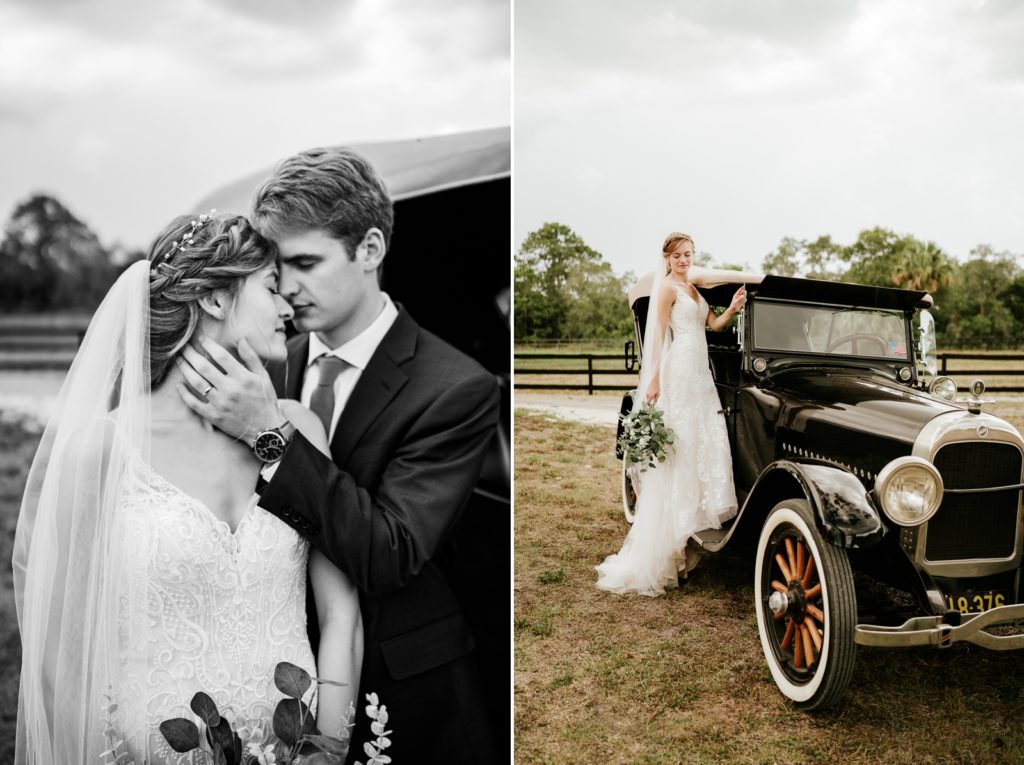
[12, 212, 362, 763]
[596, 232, 745, 597]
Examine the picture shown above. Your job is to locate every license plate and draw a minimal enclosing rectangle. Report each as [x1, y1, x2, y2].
[944, 591, 1008, 614]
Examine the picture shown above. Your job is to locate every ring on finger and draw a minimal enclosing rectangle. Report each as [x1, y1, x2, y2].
[202, 383, 214, 397]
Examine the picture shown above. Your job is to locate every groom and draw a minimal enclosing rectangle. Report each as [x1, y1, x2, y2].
[179, 147, 501, 762]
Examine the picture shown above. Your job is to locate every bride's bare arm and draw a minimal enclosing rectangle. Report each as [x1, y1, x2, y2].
[275, 400, 363, 739]
[311, 551, 363, 740]
[706, 286, 746, 332]
[645, 279, 676, 404]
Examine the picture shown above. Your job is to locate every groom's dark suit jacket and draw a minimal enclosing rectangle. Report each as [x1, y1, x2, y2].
[261, 306, 501, 764]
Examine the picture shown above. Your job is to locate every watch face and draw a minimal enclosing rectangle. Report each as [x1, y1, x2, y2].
[253, 430, 287, 462]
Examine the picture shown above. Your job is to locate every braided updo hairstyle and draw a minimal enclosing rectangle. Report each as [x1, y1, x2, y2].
[662, 232, 695, 275]
[146, 213, 277, 388]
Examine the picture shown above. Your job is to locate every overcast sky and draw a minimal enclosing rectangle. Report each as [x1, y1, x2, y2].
[0, 0, 509, 253]
[515, 0, 1024, 276]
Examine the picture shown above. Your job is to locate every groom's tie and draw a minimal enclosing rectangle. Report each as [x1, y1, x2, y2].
[310, 355, 349, 437]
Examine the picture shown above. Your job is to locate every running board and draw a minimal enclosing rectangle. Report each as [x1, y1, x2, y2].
[693, 523, 733, 552]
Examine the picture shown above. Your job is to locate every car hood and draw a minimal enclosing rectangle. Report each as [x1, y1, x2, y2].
[767, 368, 959, 474]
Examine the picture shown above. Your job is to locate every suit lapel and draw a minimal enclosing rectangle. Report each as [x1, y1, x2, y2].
[331, 308, 417, 466]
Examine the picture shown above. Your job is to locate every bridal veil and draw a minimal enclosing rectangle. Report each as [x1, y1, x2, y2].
[13, 260, 154, 763]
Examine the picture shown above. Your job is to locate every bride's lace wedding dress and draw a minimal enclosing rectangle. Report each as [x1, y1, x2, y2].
[597, 284, 738, 596]
[113, 456, 317, 763]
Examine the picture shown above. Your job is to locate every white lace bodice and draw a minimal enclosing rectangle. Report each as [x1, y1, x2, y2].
[597, 282, 738, 596]
[113, 458, 316, 763]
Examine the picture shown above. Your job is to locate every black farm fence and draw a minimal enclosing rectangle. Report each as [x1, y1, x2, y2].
[514, 348, 1024, 394]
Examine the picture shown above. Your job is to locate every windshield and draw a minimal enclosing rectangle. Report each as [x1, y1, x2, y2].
[752, 301, 910, 359]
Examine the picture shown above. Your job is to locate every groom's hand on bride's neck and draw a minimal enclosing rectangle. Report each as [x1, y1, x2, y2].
[176, 337, 281, 445]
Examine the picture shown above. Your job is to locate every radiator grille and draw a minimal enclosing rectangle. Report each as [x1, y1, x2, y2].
[925, 442, 1021, 561]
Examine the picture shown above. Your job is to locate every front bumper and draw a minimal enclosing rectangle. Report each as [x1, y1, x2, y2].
[855, 603, 1024, 649]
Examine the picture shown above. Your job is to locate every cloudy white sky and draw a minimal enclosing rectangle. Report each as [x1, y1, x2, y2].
[515, 0, 1024, 276]
[0, 0, 509, 253]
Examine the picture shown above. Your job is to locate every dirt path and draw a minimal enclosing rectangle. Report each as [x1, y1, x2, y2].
[513, 390, 623, 426]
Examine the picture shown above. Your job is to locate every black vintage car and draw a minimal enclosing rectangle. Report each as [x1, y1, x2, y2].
[617, 271, 1024, 710]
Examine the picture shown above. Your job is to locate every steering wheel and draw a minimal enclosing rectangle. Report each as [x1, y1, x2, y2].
[825, 333, 889, 356]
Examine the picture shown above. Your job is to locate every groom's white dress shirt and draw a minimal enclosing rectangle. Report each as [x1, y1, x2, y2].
[301, 293, 398, 441]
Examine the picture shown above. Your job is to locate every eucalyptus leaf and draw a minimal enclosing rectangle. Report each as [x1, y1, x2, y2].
[275, 661, 313, 699]
[313, 675, 349, 688]
[158, 718, 201, 753]
[189, 691, 221, 728]
[206, 718, 241, 764]
[273, 698, 318, 746]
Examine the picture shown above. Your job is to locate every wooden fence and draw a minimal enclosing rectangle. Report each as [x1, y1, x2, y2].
[6, 319, 1024, 393]
[0, 316, 90, 370]
[514, 349, 1024, 394]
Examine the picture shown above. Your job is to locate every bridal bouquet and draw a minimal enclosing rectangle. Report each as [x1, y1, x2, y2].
[617, 403, 675, 471]
[101, 662, 391, 765]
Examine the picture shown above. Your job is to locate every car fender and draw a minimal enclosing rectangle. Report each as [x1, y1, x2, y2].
[737, 460, 886, 549]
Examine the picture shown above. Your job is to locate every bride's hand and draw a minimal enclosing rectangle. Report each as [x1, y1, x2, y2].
[177, 337, 281, 444]
[729, 286, 747, 314]
[645, 378, 660, 406]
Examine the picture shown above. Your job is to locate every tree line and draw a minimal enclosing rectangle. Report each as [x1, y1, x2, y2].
[0, 194, 143, 312]
[515, 222, 1024, 348]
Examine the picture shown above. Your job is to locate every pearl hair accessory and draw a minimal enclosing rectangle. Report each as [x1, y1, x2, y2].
[151, 209, 217, 278]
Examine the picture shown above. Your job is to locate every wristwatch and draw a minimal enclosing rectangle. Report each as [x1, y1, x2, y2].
[251, 419, 297, 463]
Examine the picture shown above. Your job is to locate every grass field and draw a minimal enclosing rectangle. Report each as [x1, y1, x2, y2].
[514, 409, 1024, 765]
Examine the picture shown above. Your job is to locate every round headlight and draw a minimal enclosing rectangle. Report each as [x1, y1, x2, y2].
[897, 366, 912, 382]
[928, 376, 957, 402]
[874, 456, 944, 526]
[752, 357, 767, 374]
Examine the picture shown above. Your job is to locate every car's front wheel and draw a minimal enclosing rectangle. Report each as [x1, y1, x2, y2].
[754, 498, 856, 710]
[621, 459, 638, 524]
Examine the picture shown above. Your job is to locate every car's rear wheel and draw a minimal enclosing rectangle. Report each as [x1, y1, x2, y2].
[754, 498, 856, 710]
[621, 459, 638, 524]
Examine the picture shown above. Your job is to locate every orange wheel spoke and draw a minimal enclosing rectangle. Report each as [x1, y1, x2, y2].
[771, 580, 788, 594]
[775, 553, 793, 583]
[801, 555, 816, 588]
[804, 583, 822, 600]
[802, 622, 815, 667]
[780, 620, 796, 650]
[806, 603, 825, 623]
[773, 608, 786, 621]
[793, 626, 804, 668]
[785, 537, 797, 577]
[804, 613, 823, 651]
[795, 541, 807, 580]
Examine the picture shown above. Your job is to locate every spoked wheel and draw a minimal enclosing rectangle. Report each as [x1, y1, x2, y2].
[754, 499, 856, 710]
[621, 459, 638, 524]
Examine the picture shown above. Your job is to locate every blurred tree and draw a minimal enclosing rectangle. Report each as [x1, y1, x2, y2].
[842, 227, 954, 294]
[515, 222, 632, 340]
[0, 194, 117, 311]
[761, 235, 844, 280]
[763, 227, 955, 293]
[938, 246, 1020, 348]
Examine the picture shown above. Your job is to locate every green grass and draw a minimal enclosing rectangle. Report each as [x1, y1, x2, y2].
[514, 409, 1024, 765]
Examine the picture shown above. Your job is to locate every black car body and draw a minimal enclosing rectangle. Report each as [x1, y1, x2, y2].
[618, 272, 1024, 709]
